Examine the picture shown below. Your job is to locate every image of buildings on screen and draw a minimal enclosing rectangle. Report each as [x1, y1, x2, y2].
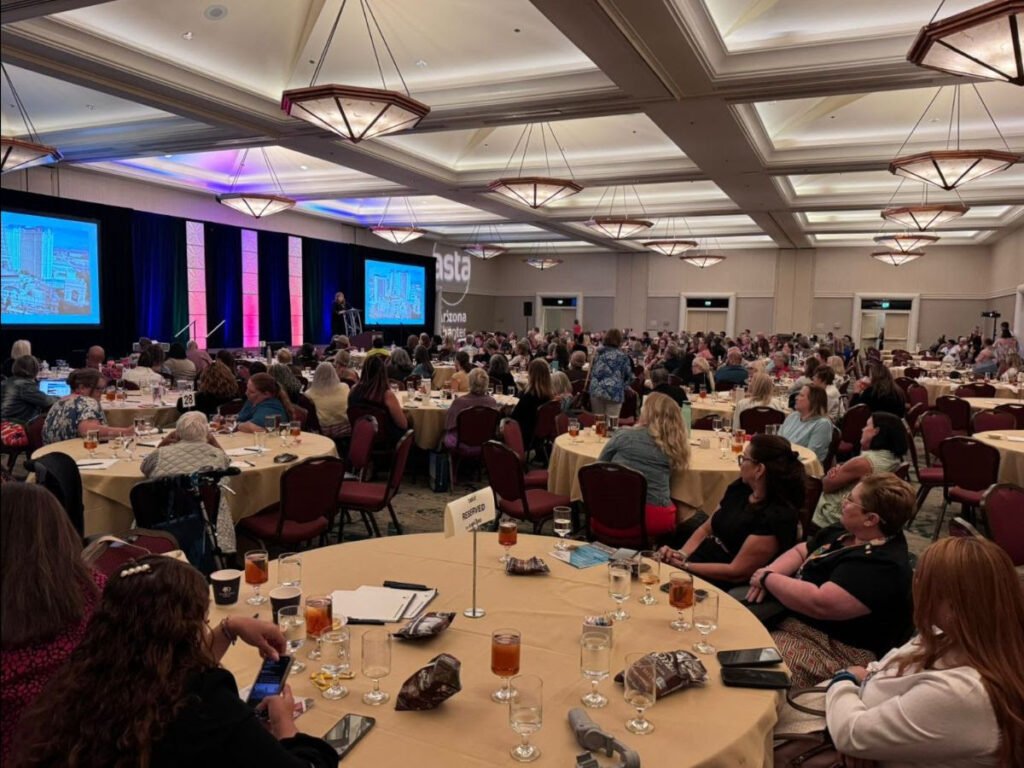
[0, 223, 93, 317]
[368, 266, 424, 323]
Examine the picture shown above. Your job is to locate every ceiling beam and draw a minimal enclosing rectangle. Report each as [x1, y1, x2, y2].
[0, 0, 116, 24]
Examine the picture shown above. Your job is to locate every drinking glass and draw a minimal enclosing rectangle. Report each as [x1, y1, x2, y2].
[508, 674, 543, 762]
[115, 382, 127, 403]
[277, 605, 306, 673]
[142, 417, 155, 436]
[732, 428, 746, 456]
[710, 415, 722, 438]
[289, 420, 301, 441]
[765, 424, 779, 437]
[252, 431, 267, 453]
[637, 550, 661, 605]
[506, 386, 516, 397]
[623, 653, 657, 735]
[668, 571, 693, 631]
[279, 425, 291, 447]
[607, 415, 619, 433]
[152, 384, 164, 405]
[579, 632, 609, 708]
[699, 385, 707, 400]
[243, 549, 269, 605]
[278, 552, 302, 587]
[320, 629, 351, 700]
[594, 414, 607, 438]
[498, 519, 518, 563]
[104, 386, 116, 403]
[82, 429, 100, 458]
[264, 415, 281, 434]
[491, 628, 521, 703]
[693, 591, 719, 655]
[305, 596, 332, 660]
[224, 414, 238, 433]
[608, 559, 632, 621]
[361, 630, 391, 705]
[567, 418, 580, 442]
[552, 506, 572, 550]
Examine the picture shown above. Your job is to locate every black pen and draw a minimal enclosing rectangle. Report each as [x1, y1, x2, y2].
[383, 580, 430, 591]
[346, 618, 387, 626]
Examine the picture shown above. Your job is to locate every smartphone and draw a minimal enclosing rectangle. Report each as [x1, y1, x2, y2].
[324, 714, 376, 759]
[717, 647, 783, 667]
[720, 667, 791, 690]
[245, 655, 293, 709]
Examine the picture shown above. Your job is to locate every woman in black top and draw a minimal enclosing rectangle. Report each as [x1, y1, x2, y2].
[15, 555, 336, 768]
[745, 472, 914, 686]
[660, 435, 803, 590]
[510, 358, 553, 448]
[1, 356, 57, 424]
[850, 363, 906, 418]
[348, 354, 408, 445]
[487, 353, 515, 391]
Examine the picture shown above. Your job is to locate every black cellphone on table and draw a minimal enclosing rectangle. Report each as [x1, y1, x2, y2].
[720, 667, 791, 689]
[324, 714, 376, 759]
[245, 655, 293, 711]
[717, 647, 783, 667]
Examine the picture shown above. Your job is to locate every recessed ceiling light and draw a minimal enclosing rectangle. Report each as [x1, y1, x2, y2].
[164, 154, 172, 158]
[182, 31, 194, 40]
[300, 164, 308, 170]
[203, 4, 228, 21]
[415, 59, 428, 68]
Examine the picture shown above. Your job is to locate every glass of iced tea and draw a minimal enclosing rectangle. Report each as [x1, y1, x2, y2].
[243, 549, 269, 606]
[732, 429, 746, 456]
[498, 519, 518, 563]
[567, 418, 580, 442]
[104, 386, 116, 402]
[594, 415, 607, 438]
[83, 429, 100, 458]
[699, 385, 707, 400]
[491, 628, 521, 703]
[289, 420, 301, 441]
[305, 596, 332, 660]
[668, 571, 694, 631]
[638, 550, 661, 605]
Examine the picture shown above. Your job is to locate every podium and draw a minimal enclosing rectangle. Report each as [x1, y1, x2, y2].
[343, 308, 362, 337]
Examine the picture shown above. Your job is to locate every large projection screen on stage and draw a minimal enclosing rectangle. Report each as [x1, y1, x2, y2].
[364, 259, 426, 325]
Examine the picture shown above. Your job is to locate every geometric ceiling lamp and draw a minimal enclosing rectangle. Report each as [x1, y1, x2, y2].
[680, 239, 726, 268]
[0, 64, 62, 174]
[888, 83, 1021, 190]
[489, 122, 583, 208]
[873, 232, 941, 252]
[463, 223, 507, 260]
[871, 249, 925, 266]
[881, 202, 970, 230]
[370, 196, 426, 244]
[907, 0, 1023, 85]
[216, 148, 296, 218]
[583, 185, 653, 239]
[281, 0, 430, 142]
[522, 241, 563, 270]
[643, 215, 698, 256]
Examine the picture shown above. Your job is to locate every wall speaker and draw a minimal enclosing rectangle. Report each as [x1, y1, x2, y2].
[523, 301, 533, 317]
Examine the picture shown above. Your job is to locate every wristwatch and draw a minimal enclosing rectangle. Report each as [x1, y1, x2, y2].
[759, 571, 772, 589]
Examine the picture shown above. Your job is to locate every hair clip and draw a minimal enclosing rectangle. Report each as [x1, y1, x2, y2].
[119, 563, 152, 578]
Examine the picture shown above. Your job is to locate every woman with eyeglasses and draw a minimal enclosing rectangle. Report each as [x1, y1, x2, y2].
[41, 369, 134, 445]
[659, 434, 804, 590]
[746, 473, 914, 687]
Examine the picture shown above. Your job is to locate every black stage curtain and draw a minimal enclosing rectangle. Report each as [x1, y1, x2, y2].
[302, 238, 353, 344]
[257, 230, 291, 344]
[204, 223, 243, 349]
[132, 211, 188, 344]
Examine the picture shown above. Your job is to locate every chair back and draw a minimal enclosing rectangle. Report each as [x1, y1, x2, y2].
[31, 452, 84, 537]
[839, 404, 872, 447]
[939, 437, 1000, 493]
[289, 403, 310, 431]
[348, 402, 392, 448]
[739, 407, 786, 435]
[533, 400, 562, 442]
[279, 457, 345, 526]
[799, 476, 823, 541]
[893, 462, 911, 481]
[716, 380, 736, 393]
[554, 412, 569, 436]
[500, 418, 527, 463]
[455, 406, 501, 449]
[948, 516, 984, 538]
[579, 462, 648, 549]
[907, 385, 928, 409]
[384, 430, 415, 501]
[217, 399, 245, 416]
[668, 374, 685, 388]
[982, 483, 1024, 565]
[691, 415, 716, 431]
[919, 410, 953, 465]
[482, 440, 527, 508]
[571, 378, 586, 396]
[578, 411, 597, 428]
[954, 382, 995, 398]
[294, 393, 321, 433]
[935, 395, 970, 433]
[129, 474, 223, 573]
[82, 529, 180, 579]
[894, 377, 917, 396]
[903, 420, 923, 480]
[904, 402, 926, 434]
[26, 415, 46, 454]
[822, 424, 842, 470]
[348, 416, 378, 479]
[619, 387, 639, 420]
[903, 366, 926, 379]
[971, 410, 1016, 434]
[994, 402, 1024, 428]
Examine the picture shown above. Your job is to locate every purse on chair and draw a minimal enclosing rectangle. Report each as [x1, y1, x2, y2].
[773, 686, 845, 768]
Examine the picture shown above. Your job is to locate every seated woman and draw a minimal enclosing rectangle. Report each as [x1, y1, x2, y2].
[1, 484, 106, 763]
[566, 350, 588, 384]
[690, 356, 715, 393]
[551, 371, 574, 414]
[849, 363, 906, 418]
[236, 373, 291, 433]
[448, 351, 473, 394]
[660, 434, 803, 590]
[411, 345, 434, 381]
[487, 353, 514, 392]
[333, 349, 360, 387]
[510, 358, 553, 448]
[824, 536, 1023, 768]
[732, 372, 776, 430]
[142, 412, 235, 555]
[443, 368, 499, 450]
[812, 367, 841, 419]
[347, 355, 408, 446]
[746, 473, 915, 687]
[177, 360, 239, 416]
[2, 339, 31, 378]
[303, 362, 350, 439]
[812, 412, 905, 529]
[164, 343, 197, 384]
[386, 348, 414, 384]
[779, 385, 833, 464]
[1, 355, 57, 425]
[122, 350, 166, 387]
[41, 369, 133, 444]
[268, 362, 302, 403]
[14, 556, 337, 767]
[294, 342, 319, 369]
[509, 341, 532, 371]
[599, 392, 689, 542]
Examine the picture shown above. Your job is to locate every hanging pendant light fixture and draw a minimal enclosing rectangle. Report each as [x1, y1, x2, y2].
[643, 215, 698, 255]
[489, 122, 582, 208]
[0, 65, 62, 174]
[583, 185, 652, 238]
[872, 250, 925, 266]
[680, 237, 726, 268]
[908, 1, 1023, 85]
[216, 148, 296, 218]
[888, 83, 1021, 191]
[463, 223, 507, 260]
[524, 257, 563, 270]
[370, 196, 426, 244]
[881, 202, 969, 229]
[874, 233, 941, 252]
[281, 0, 429, 142]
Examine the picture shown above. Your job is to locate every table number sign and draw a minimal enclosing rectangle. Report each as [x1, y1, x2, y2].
[443, 489, 494, 538]
[180, 391, 197, 410]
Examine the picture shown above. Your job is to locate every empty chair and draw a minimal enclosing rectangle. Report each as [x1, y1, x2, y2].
[935, 395, 970, 435]
[482, 440, 568, 533]
[448, 406, 501, 484]
[739, 407, 786, 435]
[903, 367, 926, 378]
[894, 377, 917, 396]
[971, 410, 1016, 434]
[691, 415, 717, 431]
[337, 430, 414, 537]
[822, 424, 842, 471]
[904, 402, 927, 435]
[906, 385, 929, 410]
[29, 452, 84, 538]
[619, 387, 639, 422]
[909, 411, 952, 519]
[836, 404, 871, 460]
[293, 393, 321, 433]
[935, 437, 1001, 540]
[954, 382, 995, 398]
[554, 412, 569, 436]
[919, 410, 953, 468]
[981, 483, 1024, 566]
[531, 400, 563, 460]
[579, 462, 649, 549]
[500, 418, 548, 490]
[994, 402, 1024, 428]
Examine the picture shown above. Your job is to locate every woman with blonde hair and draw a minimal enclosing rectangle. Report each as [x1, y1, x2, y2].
[303, 362, 350, 438]
[690, 355, 715, 393]
[551, 370, 574, 414]
[733, 372, 777, 430]
[599, 392, 689, 541]
[825, 536, 1023, 767]
[827, 355, 848, 387]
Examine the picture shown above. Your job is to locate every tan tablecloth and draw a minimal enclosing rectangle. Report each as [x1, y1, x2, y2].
[889, 361, 942, 378]
[963, 397, 1023, 412]
[31, 431, 338, 536]
[431, 366, 457, 389]
[689, 398, 736, 423]
[101, 396, 180, 429]
[210, 533, 780, 768]
[919, 379, 1019, 405]
[974, 430, 1024, 486]
[402, 393, 519, 451]
[547, 429, 823, 513]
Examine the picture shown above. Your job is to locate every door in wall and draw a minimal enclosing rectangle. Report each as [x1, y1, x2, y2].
[541, 307, 575, 334]
[860, 311, 883, 350]
[685, 310, 726, 334]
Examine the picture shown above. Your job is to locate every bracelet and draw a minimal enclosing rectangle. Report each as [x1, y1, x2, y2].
[219, 617, 237, 645]
[759, 571, 772, 589]
[828, 671, 859, 690]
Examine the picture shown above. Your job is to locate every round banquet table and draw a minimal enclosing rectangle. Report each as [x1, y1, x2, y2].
[100, 394, 180, 429]
[962, 397, 1023, 412]
[917, 378, 1019, 405]
[689, 397, 736, 423]
[547, 429, 823, 515]
[401, 392, 519, 451]
[431, 365, 457, 389]
[31, 431, 338, 537]
[974, 430, 1024, 486]
[210, 533, 782, 768]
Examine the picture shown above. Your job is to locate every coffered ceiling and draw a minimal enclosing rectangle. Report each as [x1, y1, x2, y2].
[1, 0, 1021, 256]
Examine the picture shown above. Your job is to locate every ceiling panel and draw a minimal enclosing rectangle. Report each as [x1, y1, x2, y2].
[297, 196, 499, 226]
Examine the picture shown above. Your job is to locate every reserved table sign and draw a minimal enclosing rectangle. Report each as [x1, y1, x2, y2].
[443, 488, 494, 537]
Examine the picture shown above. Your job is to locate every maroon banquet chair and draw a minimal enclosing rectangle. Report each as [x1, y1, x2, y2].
[294, 393, 321, 433]
[981, 484, 1024, 566]
[499, 418, 547, 490]
[934, 437, 1000, 541]
[822, 424, 842, 471]
[238, 457, 344, 548]
[799, 476, 823, 541]
[954, 382, 995, 398]
[217, 399, 245, 417]
[906, 384, 929, 410]
[994, 402, 1024, 428]
[970, 410, 1016, 435]
[579, 462, 650, 549]
[337, 430, 414, 538]
[739, 407, 786, 435]
[482, 440, 567, 533]
[935, 395, 970, 435]
[836, 404, 871, 460]
[894, 377, 917, 396]
[532, 400, 563, 461]
[691, 415, 716, 431]
[448, 406, 501, 485]
[904, 402, 927, 435]
[554, 412, 570, 436]
[908, 411, 951, 521]
[919, 410, 953, 468]
[619, 388, 639, 423]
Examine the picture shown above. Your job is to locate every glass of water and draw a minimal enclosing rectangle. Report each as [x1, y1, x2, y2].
[319, 629, 350, 700]
[608, 559, 632, 622]
[552, 506, 572, 550]
[508, 674, 543, 762]
[623, 653, 657, 735]
[579, 632, 609, 708]
[693, 591, 719, 655]
[277, 605, 306, 673]
[278, 553, 301, 587]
